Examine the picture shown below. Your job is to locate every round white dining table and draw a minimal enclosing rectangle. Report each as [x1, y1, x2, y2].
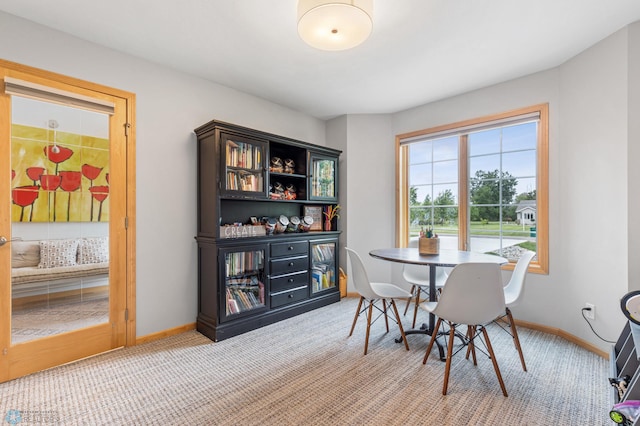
[369, 248, 508, 358]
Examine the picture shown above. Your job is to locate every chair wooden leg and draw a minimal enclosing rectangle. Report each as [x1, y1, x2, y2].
[349, 296, 365, 337]
[364, 301, 374, 355]
[465, 325, 472, 360]
[403, 285, 416, 315]
[464, 325, 478, 366]
[411, 287, 421, 329]
[382, 299, 389, 332]
[423, 317, 442, 364]
[506, 308, 527, 372]
[442, 321, 456, 395]
[482, 326, 508, 397]
[390, 300, 410, 351]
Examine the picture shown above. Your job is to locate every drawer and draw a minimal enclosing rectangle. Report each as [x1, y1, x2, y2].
[270, 271, 309, 293]
[270, 255, 308, 276]
[270, 286, 308, 308]
[271, 241, 308, 258]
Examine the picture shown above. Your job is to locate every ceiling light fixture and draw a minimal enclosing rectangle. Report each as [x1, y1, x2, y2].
[297, 0, 373, 51]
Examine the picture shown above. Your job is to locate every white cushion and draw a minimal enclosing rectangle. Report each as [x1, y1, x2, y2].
[77, 237, 109, 265]
[38, 239, 79, 268]
[11, 240, 40, 268]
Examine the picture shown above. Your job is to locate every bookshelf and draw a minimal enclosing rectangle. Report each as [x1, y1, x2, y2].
[194, 119, 341, 341]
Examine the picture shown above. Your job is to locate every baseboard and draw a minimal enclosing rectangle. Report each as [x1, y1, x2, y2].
[135, 322, 196, 345]
[135, 297, 610, 359]
[344, 293, 609, 359]
[512, 318, 608, 359]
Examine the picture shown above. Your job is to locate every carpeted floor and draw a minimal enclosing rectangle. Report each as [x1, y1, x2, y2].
[0, 297, 610, 425]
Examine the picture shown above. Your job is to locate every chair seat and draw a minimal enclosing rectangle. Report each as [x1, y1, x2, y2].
[345, 247, 411, 355]
[420, 301, 437, 313]
[505, 295, 518, 307]
[371, 282, 412, 299]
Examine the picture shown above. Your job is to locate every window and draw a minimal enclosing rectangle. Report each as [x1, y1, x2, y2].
[396, 104, 548, 273]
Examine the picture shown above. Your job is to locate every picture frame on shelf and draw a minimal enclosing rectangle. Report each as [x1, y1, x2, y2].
[303, 205, 323, 231]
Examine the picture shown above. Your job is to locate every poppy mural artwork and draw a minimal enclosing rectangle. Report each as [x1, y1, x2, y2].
[10, 123, 110, 222]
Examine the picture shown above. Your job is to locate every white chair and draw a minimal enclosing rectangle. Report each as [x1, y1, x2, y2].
[496, 250, 536, 372]
[421, 262, 508, 396]
[345, 247, 412, 355]
[402, 264, 448, 328]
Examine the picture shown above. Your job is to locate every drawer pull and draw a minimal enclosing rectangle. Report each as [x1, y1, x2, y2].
[288, 278, 294, 282]
[288, 294, 294, 298]
[288, 262, 294, 266]
[288, 246, 294, 250]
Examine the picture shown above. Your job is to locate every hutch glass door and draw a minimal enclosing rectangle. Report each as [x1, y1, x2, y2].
[310, 239, 337, 294]
[309, 154, 338, 202]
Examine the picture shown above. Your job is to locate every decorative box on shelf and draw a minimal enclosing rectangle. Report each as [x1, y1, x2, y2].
[220, 225, 266, 239]
[419, 237, 439, 255]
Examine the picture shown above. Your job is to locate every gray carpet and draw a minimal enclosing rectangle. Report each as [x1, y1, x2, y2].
[0, 297, 610, 425]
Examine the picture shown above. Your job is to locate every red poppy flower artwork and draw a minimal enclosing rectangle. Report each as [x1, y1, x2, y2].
[12, 185, 39, 222]
[44, 145, 73, 164]
[11, 124, 110, 222]
[40, 174, 63, 221]
[40, 174, 61, 191]
[82, 164, 103, 181]
[82, 164, 104, 219]
[60, 171, 82, 221]
[89, 185, 109, 221]
[26, 166, 45, 184]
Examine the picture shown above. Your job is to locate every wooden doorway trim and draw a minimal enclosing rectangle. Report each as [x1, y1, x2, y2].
[0, 59, 136, 347]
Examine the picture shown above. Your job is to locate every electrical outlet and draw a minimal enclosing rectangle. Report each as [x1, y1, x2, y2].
[585, 303, 595, 320]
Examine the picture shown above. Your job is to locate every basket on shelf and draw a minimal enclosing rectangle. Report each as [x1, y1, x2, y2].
[339, 268, 347, 297]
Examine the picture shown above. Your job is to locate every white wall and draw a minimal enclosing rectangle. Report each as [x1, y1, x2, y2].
[628, 23, 640, 293]
[339, 115, 395, 282]
[556, 26, 629, 343]
[0, 11, 327, 337]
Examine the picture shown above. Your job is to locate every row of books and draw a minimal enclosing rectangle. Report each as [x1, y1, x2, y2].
[226, 140, 262, 170]
[226, 282, 265, 315]
[226, 170, 264, 192]
[312, 243, 335, 263]
[225, 251, 264, 277]
[311, 265, 335, 293]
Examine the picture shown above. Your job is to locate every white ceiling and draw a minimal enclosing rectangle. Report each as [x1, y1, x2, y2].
[2, 0, 640, 120]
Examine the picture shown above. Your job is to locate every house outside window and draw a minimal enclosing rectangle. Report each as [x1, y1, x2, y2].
[396, 104, 548, 273]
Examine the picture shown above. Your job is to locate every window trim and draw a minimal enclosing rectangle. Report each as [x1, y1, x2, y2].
[395, 103, 548, 274]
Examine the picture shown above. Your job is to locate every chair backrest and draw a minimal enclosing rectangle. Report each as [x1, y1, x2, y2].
[345, 247, 379, 300]
[503, 250, 536, 307]
[402, 263, 448, 287]
[433, 262, 505, 325]
[402, 238, 447, 287]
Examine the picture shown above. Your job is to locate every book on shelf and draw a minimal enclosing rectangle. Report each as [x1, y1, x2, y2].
[226, 140, 262, 170]
[226, 280, 265, 314]
[312, 243, 335, 263]
[312, 265, 335, 292]
[226, 170, 263, 192]
[225, 251, 264, 277]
